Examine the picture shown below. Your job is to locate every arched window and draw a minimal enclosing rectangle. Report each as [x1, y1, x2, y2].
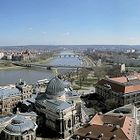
[15, 136, 19, 140]
[68, 119, 71, 128]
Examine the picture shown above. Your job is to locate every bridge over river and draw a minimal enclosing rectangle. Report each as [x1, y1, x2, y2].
[53, 53, 83, 58]
[13, 62, 94, 70]
[12, 51, 97, 70]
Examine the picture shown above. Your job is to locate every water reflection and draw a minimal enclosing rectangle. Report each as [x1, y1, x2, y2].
[0, 68, 53, 85]
[0, 51, 82, 85]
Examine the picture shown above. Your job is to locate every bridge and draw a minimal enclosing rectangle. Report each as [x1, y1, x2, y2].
[12, 62, 94, 70]
[54, 54, 82, 58]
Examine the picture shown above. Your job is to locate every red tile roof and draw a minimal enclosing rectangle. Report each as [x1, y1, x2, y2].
[110, 77, 128, 83]
[97, 79, 125, 93]
[97, 74, 140, 94]
[72, 114, 136, 140]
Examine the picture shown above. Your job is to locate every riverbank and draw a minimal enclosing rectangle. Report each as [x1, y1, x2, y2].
[34, 57, 55, 64]
[0, 56, 55, 71]
[0, 66, 23, 70]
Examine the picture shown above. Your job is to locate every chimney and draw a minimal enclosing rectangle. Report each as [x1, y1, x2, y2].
[119, 113, 124, 118]
[112, 124, 121, 132]
[98, 112, 103, 115]
[98, 133, 104, 139]
[85, 131, 92, 136]
[115, 125, 120, 129]
[111, 134, 117, 139]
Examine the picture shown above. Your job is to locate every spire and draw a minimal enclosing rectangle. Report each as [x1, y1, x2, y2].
[16, 108, 20, 114]
[19, 78, 22, 83]
[55, 68, 58, 76]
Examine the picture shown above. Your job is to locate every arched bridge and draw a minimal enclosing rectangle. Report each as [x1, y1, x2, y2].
[13, 62, 94, 70]
[54, 54, 82, 58]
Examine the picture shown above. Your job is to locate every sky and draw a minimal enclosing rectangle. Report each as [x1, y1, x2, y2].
[0, 0, 140, 46]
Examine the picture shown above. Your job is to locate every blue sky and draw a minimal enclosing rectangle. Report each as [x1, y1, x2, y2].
[0, 0, 140, 45]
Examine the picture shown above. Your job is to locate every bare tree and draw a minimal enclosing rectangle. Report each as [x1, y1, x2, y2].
[94, 66, 106, 81]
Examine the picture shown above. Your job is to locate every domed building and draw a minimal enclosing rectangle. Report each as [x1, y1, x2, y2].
[45, 76, 66, 100]
[35, 76, 81, 139]
[1, 114, 37, 140]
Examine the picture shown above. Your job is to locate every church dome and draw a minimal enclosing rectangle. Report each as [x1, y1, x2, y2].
[45, 76, 66, 98]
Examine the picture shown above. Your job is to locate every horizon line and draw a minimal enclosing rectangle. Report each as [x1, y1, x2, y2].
[0, 44, 140, 47]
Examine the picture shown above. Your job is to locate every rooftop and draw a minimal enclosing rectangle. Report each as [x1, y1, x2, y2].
[97, 74, 140, 94]
[36, 96, 74, 112]
[35, 76, 78, 112]
[45, 76, 66, 98]
[72, 113, 136, 140]
[105, 104, 135, 119]
[0, 86, 21, 100]
[4, 114, 37, 135]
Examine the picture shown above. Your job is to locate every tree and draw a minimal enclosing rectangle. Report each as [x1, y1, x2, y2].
[80, 68, 90, 82]
[105, 98, 118, 110]
[4, 61, 12, 67]
[94, 66, 106, 81]
[106, 66, 122, 77]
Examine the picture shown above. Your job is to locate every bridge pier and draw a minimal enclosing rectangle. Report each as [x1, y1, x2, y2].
[26, 64, 31, 67]
[76, 68, 79, 78]
[47, 66, 52, 70]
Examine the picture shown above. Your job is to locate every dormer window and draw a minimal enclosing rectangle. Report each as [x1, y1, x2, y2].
[104, 84, 111, 89]
[104, 123, 114, 127]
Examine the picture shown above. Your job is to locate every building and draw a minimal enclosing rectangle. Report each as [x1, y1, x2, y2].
[0, 113, 37, 140]
[95, 74, 140, 106]
[16, 80, 33, 100]
[120, 63, 126, 73]
[35, 76, 81, 139]
[5, 53, 12, 60]
[12, 50, 36, 61]
[70, 113, 136, 140]
[0, 81, 33, 115]
[0, 85, 21, 115]
[35, 78, 49, 93]
[0, 52, 4, 59]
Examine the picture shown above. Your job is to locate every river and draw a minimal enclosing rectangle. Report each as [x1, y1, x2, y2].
[0, 51, 82, 85]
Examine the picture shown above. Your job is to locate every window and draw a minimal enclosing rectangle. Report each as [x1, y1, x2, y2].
[5, 133, 7, 139]
[64, 120, 66, 130]
[26, 135, 30, 140]
[73, 115, 75, 125]
[68, 119, 71, 128]
[31, 135, 34, 140]
[15, 136, 19, 140]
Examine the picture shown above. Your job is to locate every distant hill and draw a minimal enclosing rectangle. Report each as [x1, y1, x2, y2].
[0, 45, 140, 51]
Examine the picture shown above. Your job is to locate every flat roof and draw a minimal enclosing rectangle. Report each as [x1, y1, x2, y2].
[0, 86, 21, 100]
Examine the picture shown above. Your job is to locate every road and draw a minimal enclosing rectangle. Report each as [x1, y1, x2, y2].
[81, 55, 96, 67]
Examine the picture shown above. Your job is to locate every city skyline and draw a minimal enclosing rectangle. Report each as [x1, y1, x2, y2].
[1, 0, 140, 46]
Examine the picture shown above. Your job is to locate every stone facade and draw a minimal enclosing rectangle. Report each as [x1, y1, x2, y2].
[96, 75, 140, 107]
[35, 79, 49, 93]
[0, 113, 37, 140]
[35, 76, 81, 139]
[16, 80, 33, 100]
[0, 81, 33, 115]
[0, 86, 21, 115]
